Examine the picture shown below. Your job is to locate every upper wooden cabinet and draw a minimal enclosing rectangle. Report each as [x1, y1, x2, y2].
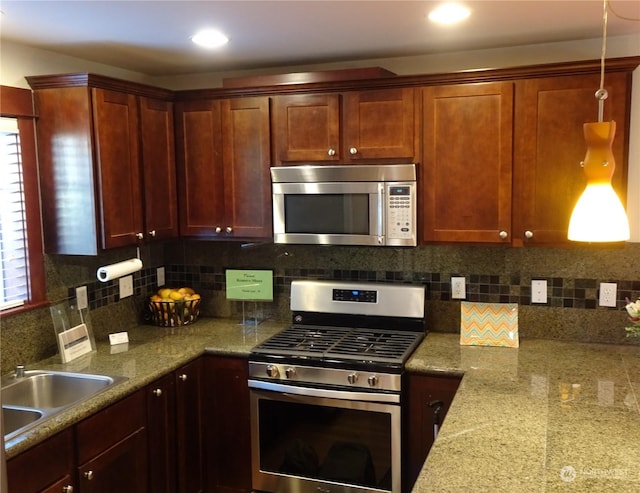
[422, 82, 514, 244]
[272, 87, 417, 164]
[27, 74, 177, 254]
[175, 97, 272, 239]
[420, 69, 633, 246]
[512, 71, 630, 246]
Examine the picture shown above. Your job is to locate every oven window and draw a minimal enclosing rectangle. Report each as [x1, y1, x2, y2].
[258, 398, 392, 490]
[284, 194, 370, 234]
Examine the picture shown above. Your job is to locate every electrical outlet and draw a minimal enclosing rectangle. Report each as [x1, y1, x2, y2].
[531, 280, 547, 304]
[157, 266, 165, 287]
[76, 285, 88, 310]
[119, 275, 134, 299]
[451, 276, 466, 299]
[599, 282, 617, 307]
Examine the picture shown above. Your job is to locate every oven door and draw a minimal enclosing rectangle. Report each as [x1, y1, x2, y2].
[272, 181, 385, 246]
[249, 381, 401, 493]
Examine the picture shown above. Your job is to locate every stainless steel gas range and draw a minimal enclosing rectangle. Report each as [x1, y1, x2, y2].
[249, 280, 427, 493]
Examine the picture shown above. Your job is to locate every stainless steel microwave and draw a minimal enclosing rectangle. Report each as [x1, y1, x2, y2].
[271, 164, 417, 247]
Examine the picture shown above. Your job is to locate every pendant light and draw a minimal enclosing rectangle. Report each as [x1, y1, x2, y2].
[567, 0, 630, 242]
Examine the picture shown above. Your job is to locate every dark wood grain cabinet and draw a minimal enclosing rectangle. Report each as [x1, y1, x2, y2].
[6, 428, 75, 493]
[175, 97, 272, 239]
[146, 359, 204, 493]
[421, 70, 632, 246]
[203, 355, 252, 493]
[76, 390, 147, 493]
[27, 74, 177, 254]
[272, 87, 417, 164]
[403, 373, 461, 493]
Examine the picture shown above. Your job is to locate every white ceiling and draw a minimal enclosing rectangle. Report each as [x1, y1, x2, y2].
[1, 1, 639, 77]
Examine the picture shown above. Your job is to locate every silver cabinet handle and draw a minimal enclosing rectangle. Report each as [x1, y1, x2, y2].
[136, 232, 144, 240]
[499, 230, 508, 239]
[215, 226, 222, 233]
[349, 147, 358, 155]
[225, 226, 233, 233]
[327, 148, 336, 156]
[152, 388, 163, 397]
[178, 374, 188, 381]
[62, 486, 74, 493]
[84, 470, 94, 480]
[524, 230, 534, 239]
[148, 229, 156, 237]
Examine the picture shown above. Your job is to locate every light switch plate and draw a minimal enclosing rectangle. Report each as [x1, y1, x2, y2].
[76, 285, 88, 310]
[119, 275, 134, 299]
[157, 266, 165, 287]
[531, 280, 547, 304]
[599, 282, 617, 307]
[451, 276, 466, 299]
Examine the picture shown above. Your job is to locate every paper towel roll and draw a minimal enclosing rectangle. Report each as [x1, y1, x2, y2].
[97, 258, 143, 282]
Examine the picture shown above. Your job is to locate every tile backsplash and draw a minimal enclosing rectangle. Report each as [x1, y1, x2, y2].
[2, 240, 639, 373]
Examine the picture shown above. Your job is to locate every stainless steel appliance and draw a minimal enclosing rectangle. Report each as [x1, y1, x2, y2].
[271, 164, 417, 247]
[249, 280, 426, 493]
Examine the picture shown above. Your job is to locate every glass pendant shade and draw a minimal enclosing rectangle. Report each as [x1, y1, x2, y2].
[568, 121, 630, 242]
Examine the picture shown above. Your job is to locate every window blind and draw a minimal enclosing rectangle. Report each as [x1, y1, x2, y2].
[0, 117, 28, 310]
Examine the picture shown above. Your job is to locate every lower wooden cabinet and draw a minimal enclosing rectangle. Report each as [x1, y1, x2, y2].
[6, 428, 75, 493]
[203, 355, 252, 493]
[402, 372, 462, 492]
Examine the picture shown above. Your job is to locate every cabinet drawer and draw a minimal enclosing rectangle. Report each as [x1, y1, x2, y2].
[76, 390, 145, 464]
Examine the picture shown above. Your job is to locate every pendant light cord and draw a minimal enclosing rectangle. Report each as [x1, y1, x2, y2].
[597, 0, 608, 122]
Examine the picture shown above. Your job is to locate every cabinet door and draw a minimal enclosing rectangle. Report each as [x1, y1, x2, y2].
[175, 359, 204, 493]
[78, 428, 147, 493]
[175, 99, 225, 237]
[403, 373, 461, 492]
[422, 82, 514, 243]
[221, 97, 273, 238]
[147, 373, 177, 493]
[92, 88, 144, 249]
[272, 93, 341, 163]
[7, 428, 75, 493]
[512, 72, 630, 245]
[140, 96, 179, 242]
[344, 88, 417, 160]
[204, 356, 252, 493]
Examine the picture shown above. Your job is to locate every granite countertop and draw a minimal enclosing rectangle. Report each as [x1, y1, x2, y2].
[5, 320, 640, 493]
[407, 333, 640, 493]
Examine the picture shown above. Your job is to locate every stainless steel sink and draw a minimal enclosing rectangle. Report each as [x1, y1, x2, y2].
[2, 369, 127, 444]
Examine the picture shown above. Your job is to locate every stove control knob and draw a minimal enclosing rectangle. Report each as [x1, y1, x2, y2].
[368, 375, 379, 387]
[285, 367, 296, 379]
[347, 373, 358, 384]
[266, 365, 279, 378]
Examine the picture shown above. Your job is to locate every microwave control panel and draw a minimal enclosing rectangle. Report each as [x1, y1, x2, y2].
[386, 184, 415, 241]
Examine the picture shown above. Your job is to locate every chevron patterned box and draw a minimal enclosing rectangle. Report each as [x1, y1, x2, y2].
[460, 302, 519, 348]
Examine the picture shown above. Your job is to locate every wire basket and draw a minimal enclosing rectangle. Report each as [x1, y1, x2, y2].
[148, 299, 201, 327]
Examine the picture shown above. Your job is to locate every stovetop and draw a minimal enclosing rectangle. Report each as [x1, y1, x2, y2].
[251, 325, 424, 367]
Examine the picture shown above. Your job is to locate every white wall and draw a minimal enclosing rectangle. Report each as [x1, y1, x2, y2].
[2, 34, 639, 240]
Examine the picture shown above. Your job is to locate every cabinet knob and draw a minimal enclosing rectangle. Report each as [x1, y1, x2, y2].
[84, 470, 94, 481]
[215, 226, 222, 234]
[148, 230, 156, 237]
[152, 388, 163, 397]
[349, 147, 358, 155]
[62, 486, 74, 493]
[225, 226, 233, 234]
[178, 373, 188, 381]
[136, 232, 144, 240]
[499, 230, 508, 239]
[524, 230, 534, 239]
[327, 148, 336, 156]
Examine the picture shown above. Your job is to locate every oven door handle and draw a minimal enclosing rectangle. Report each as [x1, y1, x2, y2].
[248, 379, 400, 404]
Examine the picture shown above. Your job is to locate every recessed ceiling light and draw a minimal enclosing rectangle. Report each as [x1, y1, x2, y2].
[428, 3, 471, 25]
[191, 29, 229, 48]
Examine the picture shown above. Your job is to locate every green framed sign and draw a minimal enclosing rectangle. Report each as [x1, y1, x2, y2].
[225, 269, 274, 301]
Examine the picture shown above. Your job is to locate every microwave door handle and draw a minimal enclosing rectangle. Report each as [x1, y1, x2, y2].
[377, 183, 384, 244]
